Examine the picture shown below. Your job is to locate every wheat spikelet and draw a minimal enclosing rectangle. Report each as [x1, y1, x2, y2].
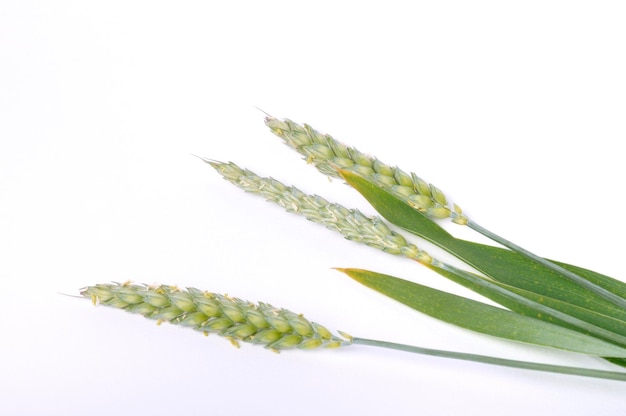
[264, 116, 467, 225]
[81, 282, 351, 350]
[206, 159, 433, 264]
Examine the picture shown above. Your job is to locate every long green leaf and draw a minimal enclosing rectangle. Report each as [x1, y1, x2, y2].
[426, 263, 626, 348]
[465, 220, 626, 310]
[447, 239, 626, 321]
[340, 268, 626, 358]
[340, 169, 626, 321]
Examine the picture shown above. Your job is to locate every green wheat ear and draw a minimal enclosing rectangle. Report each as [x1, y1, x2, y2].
[205, 159, 434, 264]
[81, 282, 351, 351]
[264, 116, 468, 225]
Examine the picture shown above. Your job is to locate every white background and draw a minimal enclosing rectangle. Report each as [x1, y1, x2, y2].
[2, 1, 626, 415]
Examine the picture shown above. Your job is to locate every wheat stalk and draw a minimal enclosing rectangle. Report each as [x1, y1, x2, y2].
[205, 159, 433, 264]
[82, 282, 351, 350]
[264, 116, 467, 224]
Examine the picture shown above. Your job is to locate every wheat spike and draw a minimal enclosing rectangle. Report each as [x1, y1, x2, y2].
[82, 282, 351, 350]
[264, 116, 467, 225]
[206, 159, 433, 264]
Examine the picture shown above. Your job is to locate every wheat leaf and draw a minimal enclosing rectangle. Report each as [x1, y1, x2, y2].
[340, 268, 626, 358]
[339, 169, 626, 320]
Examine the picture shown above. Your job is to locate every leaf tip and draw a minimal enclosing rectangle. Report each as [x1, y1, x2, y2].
[335, 167, 357, 183]
[332, 267, 366, 281]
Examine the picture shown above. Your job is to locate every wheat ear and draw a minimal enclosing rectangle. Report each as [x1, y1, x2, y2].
[264, 116, 467, 225]
[205, 159, 433, 264]
[82, 282, 350, 350]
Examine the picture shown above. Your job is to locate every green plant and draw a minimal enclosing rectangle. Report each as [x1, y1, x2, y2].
[82, 114, 626, 382]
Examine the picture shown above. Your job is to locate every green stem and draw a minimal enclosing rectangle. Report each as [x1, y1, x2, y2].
[351, 337, 626, 382]
[466, 220, 626, 310]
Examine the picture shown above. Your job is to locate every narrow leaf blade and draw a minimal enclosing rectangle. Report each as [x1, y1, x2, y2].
[339, 169, 626, 320]
[340, 268, 626, 358]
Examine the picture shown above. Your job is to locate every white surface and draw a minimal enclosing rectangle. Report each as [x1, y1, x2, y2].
[2, 1, 626, 415]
